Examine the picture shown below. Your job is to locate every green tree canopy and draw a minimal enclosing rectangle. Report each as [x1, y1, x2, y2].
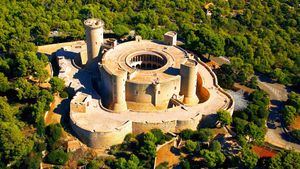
[245, 122, 265, 143]
[136, 24, 153, 39]
[127, 154, 140, 169]
[287, 92, 300, 112]
[114, 157, 127, 169]
[188, 26, 225, 57]
[269, 151, 300, 169]
[193, 128, 213, 142]
[49, 77, 65, 93]
[283, 105, 297, 126]
[290, 130, 300, 140]
[240, 148, 259, 169]
[0, 122, 33, 165]
[113, 24, 130, 37]
[113, 154, 140, 169]
[217, 109, 232, 126]
[0, 73, 10, 92]
[14, 78, 40, 100]
[180, 129, 194, 140]
[0, 97, 17, 122]
[45, 149, 68, 165]
[141, 132, 157, 144]
[225, 35, 248, 57]
[86, 159, 104, 169]
[210, 140, 222, 152]
[200, 149, 225, 168]
[180, 158, 190, 169]
[138, 140, 156, 160]
[150, 128, 168, 145]
[46, 123, 62, 150]
[184, 140, 197, 154]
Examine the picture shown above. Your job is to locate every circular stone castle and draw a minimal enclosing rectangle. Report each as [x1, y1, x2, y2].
[55, 19, 234, 148]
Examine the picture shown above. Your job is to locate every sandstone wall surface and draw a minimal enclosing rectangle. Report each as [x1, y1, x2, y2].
[132, 120, 177, 134]
[176, 113, 202, 131]
[70, 119, 132, 148]
[38, 40, 85, 55]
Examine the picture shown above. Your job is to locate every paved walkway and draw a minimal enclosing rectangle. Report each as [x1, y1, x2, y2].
[258, 75, 300, 152]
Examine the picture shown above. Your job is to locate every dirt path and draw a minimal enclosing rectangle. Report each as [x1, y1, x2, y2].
[45, 95, 63, 125]
[155, 141, 181, 168]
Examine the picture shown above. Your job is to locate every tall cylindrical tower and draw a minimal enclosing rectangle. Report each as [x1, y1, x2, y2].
[112, 71, 127, 112]
[84, 18, 104, 62]
[180, 59, 199, 106]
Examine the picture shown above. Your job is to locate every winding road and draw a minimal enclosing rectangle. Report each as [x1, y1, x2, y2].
[257, 75, 300, 152]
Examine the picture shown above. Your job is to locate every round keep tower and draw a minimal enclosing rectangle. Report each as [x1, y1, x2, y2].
[111, 70, 128, 112]
[84, 18, 104, 62]
[180, 59, 199, 106]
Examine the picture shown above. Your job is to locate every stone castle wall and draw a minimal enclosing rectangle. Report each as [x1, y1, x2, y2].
[99, 65, 113, 108]
[196, 73, 210, 103]
[37, 40, 85, 55]
[70, 111, 204, 148]
[196, 58, 235, 115]
[126, 76, 181, 107]
[70, 110, 205, 148]
[132, 113, 203, 135]
[176, 113, 202, 131]
[132, 120, 177, 134]
[70, 118, 132, 148]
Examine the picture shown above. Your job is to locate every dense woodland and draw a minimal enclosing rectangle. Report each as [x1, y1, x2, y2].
[0, 0, 299, 168]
